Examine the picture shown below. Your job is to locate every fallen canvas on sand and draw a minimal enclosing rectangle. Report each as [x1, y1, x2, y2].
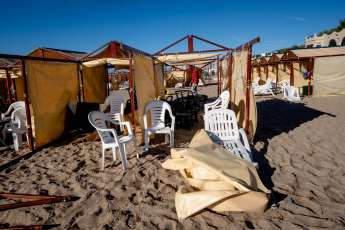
[162, 129, 271, 220]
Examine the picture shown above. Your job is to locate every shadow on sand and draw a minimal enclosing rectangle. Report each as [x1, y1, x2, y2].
[252, 98, 335, 205]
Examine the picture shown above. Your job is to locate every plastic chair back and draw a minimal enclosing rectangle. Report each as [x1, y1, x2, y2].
[204, 109, 239, 142]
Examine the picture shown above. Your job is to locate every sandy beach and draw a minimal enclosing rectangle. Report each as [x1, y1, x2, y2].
[1, 82, 345, 229]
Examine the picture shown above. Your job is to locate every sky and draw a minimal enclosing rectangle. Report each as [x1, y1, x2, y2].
[0, 0, 345, 56]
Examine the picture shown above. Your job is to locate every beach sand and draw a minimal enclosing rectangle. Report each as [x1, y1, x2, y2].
[1, 83, 345, 229]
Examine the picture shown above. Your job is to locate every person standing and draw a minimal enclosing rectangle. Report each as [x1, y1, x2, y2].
[190, 66, 199, 95]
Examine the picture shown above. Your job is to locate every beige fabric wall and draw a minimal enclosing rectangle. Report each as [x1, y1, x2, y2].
[165, 71, 185, 87]
[259, 66, 267, 81]
[154, 64, 165, 99]
[293, 61, 310, 88]
[252, 66, 260, 83]
[82, 64, 107, 103]
[230, 49, 257, 141]
[133, 54, 155, 145]
[267, 65, 276, 81]
[313, 56, 345, 96]
[221, 58, 229, 91]
[26, 61, 78, 148]
[14, 76, 25, 101]
[278, 63, 290, 82]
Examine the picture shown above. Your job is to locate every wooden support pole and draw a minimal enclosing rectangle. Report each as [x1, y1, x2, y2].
[129, 53, 135, 136]
[266, 65, 268, 80]
[308, 58, 313, 98]
[290, 61, 293, 86]
[245, 46, 252, 133]
[20, 60, 34, 151]
[217, 55, 220, 96]
[276, 63, 279, 94]
[228, 52, 233, 109]
[80, 69, 85, 102]
[11, 78, 17, 102]
[5, 69, 12, 105]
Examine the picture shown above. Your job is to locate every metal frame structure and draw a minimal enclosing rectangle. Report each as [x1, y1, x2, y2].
[154, 35, 260, 135]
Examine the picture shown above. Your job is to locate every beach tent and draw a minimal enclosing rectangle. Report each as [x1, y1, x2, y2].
[220, 48, 257, 141]
[251, 59, 260, 83]
[313, 55, 345, 96]
[267, 53, 290, 84]
[281, 46, 345, 97]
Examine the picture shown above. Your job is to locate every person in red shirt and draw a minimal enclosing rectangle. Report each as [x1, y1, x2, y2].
[190, 66, 199, 95]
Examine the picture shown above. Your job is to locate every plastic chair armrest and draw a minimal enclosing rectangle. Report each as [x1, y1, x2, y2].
[118, 121, 133, 135]
[238, 128, 251, 152]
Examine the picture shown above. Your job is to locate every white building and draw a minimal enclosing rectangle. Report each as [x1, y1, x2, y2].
[305, 28, 345, 48]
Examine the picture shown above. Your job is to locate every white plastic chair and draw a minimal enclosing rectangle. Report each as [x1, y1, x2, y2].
[204, 90, 230, 113]
[283, 86, 301, 101]
[198, 79, 204, 86]
[279, 79, 290, 90]
[1, 101, 25, 122]
[119, 81, 129, 90]
[4, 108, 29, 151]
[1, 101, 26, 141]
[204, 109, 258, 168]
[251, 78, 260, 87]
[253, 78, 274, 95]
[144, 100, 175, 151]
[175, 83, 183, 88]
[100, 94, 125, 131]
[88, 111, 138, 171]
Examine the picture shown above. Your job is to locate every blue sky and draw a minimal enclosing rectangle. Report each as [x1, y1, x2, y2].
[0, 0, 344, 56]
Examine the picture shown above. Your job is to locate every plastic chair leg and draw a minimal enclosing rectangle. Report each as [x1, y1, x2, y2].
[144, 131, 150, 151]
[112, 147, 117, 161]
[165, 133, 169, 144]
[101, 147, 106, 170]
[170, 131, 174, 148]
[119, 144, 128, 170]
[133, 139, 139, 158]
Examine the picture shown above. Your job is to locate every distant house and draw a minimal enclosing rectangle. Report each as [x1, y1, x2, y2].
[305, 28, 345, 48]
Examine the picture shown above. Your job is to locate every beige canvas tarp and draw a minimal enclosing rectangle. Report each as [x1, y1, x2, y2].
[82, 58, 129, 70]
[230, 49, 257, 141]
[267, 65, 276, 81]
[154, 63, 165, 99]
[278, 63, 290, 82]
[292, 61, 310, 88]
[313, 56, 345, 96]
[82, 64, 107, 103]
[156, 53, 222, 63]
[221, 58, 229, 91]
[165, 71, 185, 87]
[259, 66, 266, 82]
[252, 66, 260, 83]
[133, 54, 155, 145]
[162, 129, 270, 220]
[26, 61, 78, 148]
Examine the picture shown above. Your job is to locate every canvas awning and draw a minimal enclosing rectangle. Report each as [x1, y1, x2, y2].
[155, 53, 223, 63]
[281, 46, 345, 61]
[165, 60, 214, 66]
[81, 58, 130, 69]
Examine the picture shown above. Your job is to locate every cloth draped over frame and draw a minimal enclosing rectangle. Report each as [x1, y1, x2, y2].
[162, 129, 271, 220]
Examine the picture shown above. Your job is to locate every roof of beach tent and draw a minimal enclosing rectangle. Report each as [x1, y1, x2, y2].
[83, 40, 151, 60]
[281, 46, 345, 61]
[258, 56, 269, 65]
[268, 53, 284, 64]
[252, 59, 260, 66]
[0, 58, 18, 67]
[11, 47, 87, 67]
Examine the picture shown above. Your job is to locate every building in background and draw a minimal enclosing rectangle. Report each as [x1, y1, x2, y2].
[306, 28, 345, 48]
